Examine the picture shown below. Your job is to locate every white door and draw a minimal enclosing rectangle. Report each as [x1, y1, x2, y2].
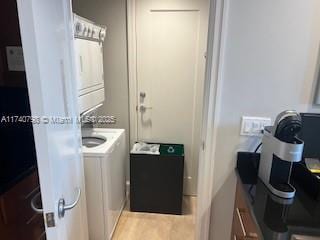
[135, 0, 209, 194]
[17, 1, 88, 240]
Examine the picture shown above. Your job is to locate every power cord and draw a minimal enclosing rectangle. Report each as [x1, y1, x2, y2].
[254, 142, 262, 153]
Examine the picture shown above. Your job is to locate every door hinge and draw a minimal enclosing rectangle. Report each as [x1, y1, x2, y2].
[204, 51, 207, 59]
[202, 141, 205, 151]
[136, 105, 138, 111]
[45, 212, 56, 228]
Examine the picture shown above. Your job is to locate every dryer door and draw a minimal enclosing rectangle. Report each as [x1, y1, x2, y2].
[75, 39, 104, 96]
[88, 41, 104, 88]
[75, 38, 92, 93]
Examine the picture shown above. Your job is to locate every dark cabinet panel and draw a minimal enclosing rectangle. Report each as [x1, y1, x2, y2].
[231, 181, 260, 240]
[0, 171, 45, 240]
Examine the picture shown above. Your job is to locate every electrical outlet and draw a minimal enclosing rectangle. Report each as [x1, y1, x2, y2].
[240, 116, 272, 136]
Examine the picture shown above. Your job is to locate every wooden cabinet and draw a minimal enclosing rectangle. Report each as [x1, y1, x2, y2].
[0, 171, 46, 240]
[231, 180, 260, 240]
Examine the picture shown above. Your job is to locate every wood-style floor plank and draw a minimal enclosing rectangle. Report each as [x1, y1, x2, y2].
[112, 197, 196, 240]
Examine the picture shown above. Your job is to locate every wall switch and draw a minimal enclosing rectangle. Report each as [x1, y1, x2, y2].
[240, 116, 272, 136]
[6, 46, 25, 71]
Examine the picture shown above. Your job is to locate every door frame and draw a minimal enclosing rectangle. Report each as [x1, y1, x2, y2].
[195, 0, 228, 239]
[127, 0, 138, 147]
[127, 0, 228, 239]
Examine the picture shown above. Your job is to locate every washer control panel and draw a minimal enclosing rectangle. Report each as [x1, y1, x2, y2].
[74, 14, 106, 42]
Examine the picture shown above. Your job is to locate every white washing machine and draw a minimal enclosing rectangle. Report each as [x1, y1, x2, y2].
[81, 128, 126, 240]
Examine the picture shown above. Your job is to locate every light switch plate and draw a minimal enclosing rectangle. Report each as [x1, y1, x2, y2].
[240, 116, 272, 136]
[6, 46, 25, 71]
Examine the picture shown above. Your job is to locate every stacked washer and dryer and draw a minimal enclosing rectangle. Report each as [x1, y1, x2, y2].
[73, 14, 126, 240]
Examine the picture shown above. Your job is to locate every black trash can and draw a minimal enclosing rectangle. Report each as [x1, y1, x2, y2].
[130, 143, 184, 215]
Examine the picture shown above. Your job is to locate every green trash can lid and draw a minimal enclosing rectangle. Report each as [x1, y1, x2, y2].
[159, 144, 184, 156]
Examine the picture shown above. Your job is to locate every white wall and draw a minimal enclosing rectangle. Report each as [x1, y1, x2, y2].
[209, 0, 320, 239]
[72, 0, 130, 168]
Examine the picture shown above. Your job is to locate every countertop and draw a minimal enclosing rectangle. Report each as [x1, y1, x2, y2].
[237, 153, 320, 240]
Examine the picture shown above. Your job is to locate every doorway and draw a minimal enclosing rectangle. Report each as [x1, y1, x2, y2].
[10, 2, 220, 237]
[0, 1, 46, 239]
[129, 0, 209, 195]
[72, 0, 212, 238]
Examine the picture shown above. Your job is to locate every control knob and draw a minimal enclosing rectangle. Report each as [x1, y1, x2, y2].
[75, 22, 83, 35]
[99, 29, 106, 40]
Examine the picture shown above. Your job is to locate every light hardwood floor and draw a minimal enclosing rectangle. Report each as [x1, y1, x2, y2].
[112, 197, 197, 240]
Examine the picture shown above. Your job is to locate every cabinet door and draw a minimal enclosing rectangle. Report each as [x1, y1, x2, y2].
[0, 171, 45, 240]
[231, 181, 259, 240]
[0, 198, 11, 239]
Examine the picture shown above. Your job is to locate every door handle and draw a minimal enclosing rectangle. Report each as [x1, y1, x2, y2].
[31, 192, 43, 214]
[139, 104, 152, 112]
[58, 188, 81, 218]
[236, 208, 246, 236]
[235, 208, 258, 239]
